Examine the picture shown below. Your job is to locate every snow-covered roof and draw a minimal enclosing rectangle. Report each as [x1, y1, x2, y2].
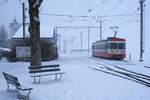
[12, 25, 54, 38]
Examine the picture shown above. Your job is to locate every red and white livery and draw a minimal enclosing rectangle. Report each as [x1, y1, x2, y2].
[92, 37, 126, 60]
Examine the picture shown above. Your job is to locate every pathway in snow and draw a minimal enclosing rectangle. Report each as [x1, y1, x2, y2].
[0, 54, 150, 100]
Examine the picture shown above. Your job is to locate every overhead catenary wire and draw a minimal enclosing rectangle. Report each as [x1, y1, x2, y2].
[71, 0, 88, 15]
[88, 0, 108, 12]
[93, 0, 123, 28]
[104, 0, 123, 16]
[40, 13, 137, 18]
[105, 1, 140, 26]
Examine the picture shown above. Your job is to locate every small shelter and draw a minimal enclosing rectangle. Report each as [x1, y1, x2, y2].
[9, 25, 58, 61]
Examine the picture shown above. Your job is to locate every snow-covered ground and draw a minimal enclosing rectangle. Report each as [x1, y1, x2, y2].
[0, 54, 150, 100]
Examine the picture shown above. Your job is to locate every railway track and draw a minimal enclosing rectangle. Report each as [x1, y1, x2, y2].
[89, 61, 150, 87]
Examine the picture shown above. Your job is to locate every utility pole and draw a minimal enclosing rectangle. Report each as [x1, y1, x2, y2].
[99, 20, 102, 40]
[63, 40, 66, 53]
[80, 31, 83, 54]
[139, 0, 145, 62]
[22, 2, 25, 38]
[71, 37, 74, 54]
[58, 35, 61, 52]
[88, 27, 90, 54]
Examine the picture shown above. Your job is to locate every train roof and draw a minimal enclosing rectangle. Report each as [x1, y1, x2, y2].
[92, 37, 125, 44]
[107, 37, 125, 41]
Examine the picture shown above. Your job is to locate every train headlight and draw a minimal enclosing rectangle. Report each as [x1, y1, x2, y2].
[121, 50, 125, 53]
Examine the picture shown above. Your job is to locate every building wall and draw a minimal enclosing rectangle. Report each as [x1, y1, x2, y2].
[9, 38, 58, 61]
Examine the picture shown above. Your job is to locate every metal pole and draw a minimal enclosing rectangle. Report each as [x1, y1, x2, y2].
[63, 40, 66, 53]
[88, 27, 90, 54]
[71, 37, 73, 54]
[80, 31, 83, 54]
[139, 0, 145, 62]
[22, 2, 25, 38]
[59, 35, 61, 52]
[100, 21, 102, 40]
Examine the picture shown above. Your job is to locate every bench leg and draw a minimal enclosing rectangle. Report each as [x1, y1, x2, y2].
[60, 74, 62, 80]
[7, 83, 17, 92]
[17, 89, 32, 100]
[55, 74, 57, 80]
[25, 89, 32, 100]
[33, 76, 41, 84]
[38, 76, 41, 84]
[7, 83, 9, 92]
[33, 77, 36, 84]
[16, 88, 21, 99]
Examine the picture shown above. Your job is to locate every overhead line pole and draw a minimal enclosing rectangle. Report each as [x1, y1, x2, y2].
[99, 20, 102, 40]
[88, 27, 90, 54]
[55, 26, 100, 54]
[80, 31, 83, 54]
[139, 0, 145, 62]
[22, 2, 25, 38]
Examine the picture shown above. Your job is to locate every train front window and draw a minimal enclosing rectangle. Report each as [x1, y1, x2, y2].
[110, 43, 117, 49]
[118, 43, 125, 49]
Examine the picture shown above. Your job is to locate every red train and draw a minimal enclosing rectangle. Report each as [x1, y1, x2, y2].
[92, 37, 126, 60]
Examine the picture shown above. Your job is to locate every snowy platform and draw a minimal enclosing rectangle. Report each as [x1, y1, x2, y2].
[0, 54, 150, 100]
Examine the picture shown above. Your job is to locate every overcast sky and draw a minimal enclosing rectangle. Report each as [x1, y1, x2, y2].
[0, 0, 150, 62]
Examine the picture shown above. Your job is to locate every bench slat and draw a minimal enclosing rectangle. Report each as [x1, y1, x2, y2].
[29, 68, 60, 74]
[29, 64, 60, 70]
[30, 72, 65, 77]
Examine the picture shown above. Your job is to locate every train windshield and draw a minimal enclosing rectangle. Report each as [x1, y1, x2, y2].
[110, 43, 117, 49]
[110, 43, 125, 49]
[118, 43, 125, 49]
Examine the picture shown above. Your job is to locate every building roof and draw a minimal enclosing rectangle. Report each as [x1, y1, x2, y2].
[12, 25, 54, 38]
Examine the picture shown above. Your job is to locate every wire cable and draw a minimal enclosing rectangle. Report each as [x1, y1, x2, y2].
[105, 1, 139, 26]
[40, 13, 137, 18]
[88, 0, 108, 12]
[71, 0, 88, 15]
[104, 0, 123, 16]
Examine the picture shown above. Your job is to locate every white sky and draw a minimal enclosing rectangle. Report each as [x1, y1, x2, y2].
[0, 0, 150, 62]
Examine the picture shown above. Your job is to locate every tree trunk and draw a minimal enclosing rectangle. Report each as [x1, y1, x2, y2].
[28, 0, 43, 66]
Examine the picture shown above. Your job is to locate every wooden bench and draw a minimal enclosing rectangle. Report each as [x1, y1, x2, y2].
[2, 72, 33, 99]
[28, 64, 65, 84]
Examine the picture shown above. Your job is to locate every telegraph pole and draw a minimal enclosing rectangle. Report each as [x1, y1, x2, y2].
[88, 27, 90, 54]
[139, 0, 145, 62]
[80, 31, 83, 54]
[99, 20, 102, 40]
[71, 37, 74, 54]
[63, 40, 67, 53]
[58, 35, 61, 52]
[22, 2, 25, 38]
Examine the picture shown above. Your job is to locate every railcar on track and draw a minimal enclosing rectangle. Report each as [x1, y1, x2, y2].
[92, 37, 126, 60]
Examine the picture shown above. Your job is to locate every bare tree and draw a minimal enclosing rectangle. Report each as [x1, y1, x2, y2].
[28, 0, 43, 66]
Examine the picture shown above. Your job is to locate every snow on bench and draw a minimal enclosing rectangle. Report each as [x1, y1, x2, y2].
[28, 64, 65, 84]
[2, 72, 33, 99]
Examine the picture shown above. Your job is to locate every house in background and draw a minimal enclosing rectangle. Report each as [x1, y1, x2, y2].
[9, 18, 21, 39]
[9, 25, 58, 61]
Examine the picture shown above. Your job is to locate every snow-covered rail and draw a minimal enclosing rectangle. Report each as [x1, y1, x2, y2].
[87, 57, 150, 87]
